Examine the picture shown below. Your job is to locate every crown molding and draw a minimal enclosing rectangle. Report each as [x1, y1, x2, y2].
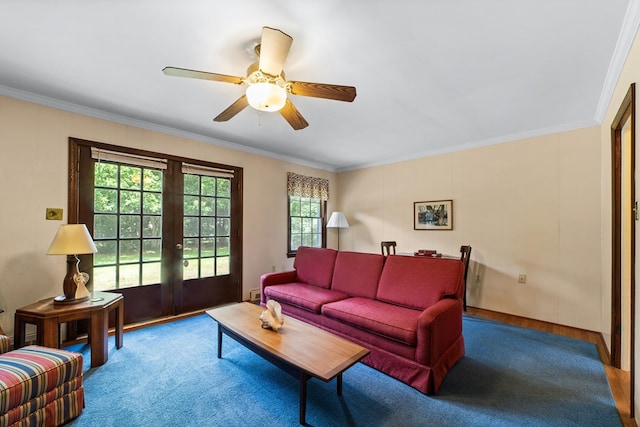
[594, 0, 640, 122]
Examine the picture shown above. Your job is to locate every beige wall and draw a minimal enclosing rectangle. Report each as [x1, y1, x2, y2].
[0, 95, 337, 338]
[337, 127, 602, 331]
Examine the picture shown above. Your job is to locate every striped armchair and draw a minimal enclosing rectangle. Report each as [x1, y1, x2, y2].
[0, 312, 9, 354]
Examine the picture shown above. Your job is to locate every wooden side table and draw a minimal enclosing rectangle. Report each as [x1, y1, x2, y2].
[14, 291, 124, 367]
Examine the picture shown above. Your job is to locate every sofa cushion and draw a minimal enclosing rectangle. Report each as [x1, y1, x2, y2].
[376, 256, 464, 310]
[322, 297, 421, 346]
[330, 251, 384, 298]
[293, 246, 338, 289]
[265, 283, 349, 313]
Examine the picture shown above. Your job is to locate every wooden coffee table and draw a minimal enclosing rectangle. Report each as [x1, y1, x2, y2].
[206, 302, 369, 425]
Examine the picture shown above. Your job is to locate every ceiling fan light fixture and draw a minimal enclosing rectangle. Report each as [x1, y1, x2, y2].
[246, 82, 287, 112]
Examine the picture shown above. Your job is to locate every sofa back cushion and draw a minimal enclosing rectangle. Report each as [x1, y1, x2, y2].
[330, 251, 385, 298]
[376, 255, 464, 310]
[293, 246, 338, 289]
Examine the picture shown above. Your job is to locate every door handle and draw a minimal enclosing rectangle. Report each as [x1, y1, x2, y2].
[176, 243, 183, 250]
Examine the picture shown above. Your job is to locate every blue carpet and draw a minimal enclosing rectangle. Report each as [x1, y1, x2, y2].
[66, 314, 621, 426]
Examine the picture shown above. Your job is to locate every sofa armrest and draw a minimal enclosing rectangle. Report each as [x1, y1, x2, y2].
[260, 270, 298, 304]
[415, 298, 463, 365]
[0, 334, 11, 354]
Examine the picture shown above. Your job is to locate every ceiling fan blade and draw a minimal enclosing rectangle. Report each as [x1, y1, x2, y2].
[163, 66, 244, 85]
[288, 81, 357, 102]
[214, 95, 249, 122]
[258, 27, 293, 77]
[279, 99, 309, 130]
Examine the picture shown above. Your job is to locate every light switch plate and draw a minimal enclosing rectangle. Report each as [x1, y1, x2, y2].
[46, 208, 63, 220]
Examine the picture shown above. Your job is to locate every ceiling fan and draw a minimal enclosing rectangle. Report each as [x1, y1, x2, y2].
[163, 26, 357, 130]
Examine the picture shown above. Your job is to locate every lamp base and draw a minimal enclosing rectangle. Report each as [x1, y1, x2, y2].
[53, 295, 90, 305]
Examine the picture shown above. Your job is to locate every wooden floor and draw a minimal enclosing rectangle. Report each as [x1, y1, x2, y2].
[467, 307, 636, 427]
[122, 306, 637, 426]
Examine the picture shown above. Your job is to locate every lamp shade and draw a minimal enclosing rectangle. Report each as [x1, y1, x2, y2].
[327, 212, 349, 229]
[47, 224, 97, 255]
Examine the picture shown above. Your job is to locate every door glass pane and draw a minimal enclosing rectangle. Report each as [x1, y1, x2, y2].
[183, 174, 231, 279]
[201, 197, 215, 216]
[184, 217, 199, 237]
[93, 161, 163, 290]
[93, 266, 116, 291]
[143, 193, 162, 214]
[184, 174, 199, 194]
[184, 195, 200, 215]
[119, 264, 140, 288]
[201, 218, 215, 237]
[120, 166, 141, 190]
[201, 176, 215, 196]
[201, 258, 215, 277]
[120, 190, 141, 213]
[202, 238, 215, 257]
[143, 169, 162, 192]
[94, 215, 117, 239]
[183, 238, 199, 259]
[216, 237, 229, 256]
[95, 189, 117, 213]
[142, 239, 161, 261]
[120, 216, 141, 238]
[184, 259, 199, 280]
[216, 218, 230, 236]
[95, 163, 118, 188]
[142, 262, 161, 285]
[143, 216, 161, 238]
[95, 241, 116, 265]
[119, 240, 140, 263]
[217, 257, 230, 275]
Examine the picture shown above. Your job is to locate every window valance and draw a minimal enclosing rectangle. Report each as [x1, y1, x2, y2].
[287, 172, 329, 201]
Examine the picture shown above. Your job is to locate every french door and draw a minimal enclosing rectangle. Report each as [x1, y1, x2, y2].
[69, 138, 243, 324]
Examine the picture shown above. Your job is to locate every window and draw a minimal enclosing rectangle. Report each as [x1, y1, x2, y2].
[287, 172, 329, 256]
[288, 196, 325, 254]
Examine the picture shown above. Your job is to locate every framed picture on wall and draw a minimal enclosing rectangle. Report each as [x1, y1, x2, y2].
[414, 200, 453, 230]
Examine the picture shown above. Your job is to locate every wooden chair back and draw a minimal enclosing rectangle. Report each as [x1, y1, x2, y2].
[381, 241, 397, 256]
[459, 245, 472, 311]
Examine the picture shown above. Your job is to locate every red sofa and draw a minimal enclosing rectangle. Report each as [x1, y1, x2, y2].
[260, 246, 465, 394]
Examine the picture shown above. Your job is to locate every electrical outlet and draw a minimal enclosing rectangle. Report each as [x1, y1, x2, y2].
[518, 274, 527, 284]
[249, 289, 260, 301]
[475, 274, 481, 283]
[271, 265, 276, 272]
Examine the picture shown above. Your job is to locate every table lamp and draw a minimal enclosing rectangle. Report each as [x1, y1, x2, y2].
[47, 224, 97, 304]
[326, 212, 349, 250]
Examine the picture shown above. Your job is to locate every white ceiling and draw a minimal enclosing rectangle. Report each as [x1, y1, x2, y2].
[1, 1, 638, 172]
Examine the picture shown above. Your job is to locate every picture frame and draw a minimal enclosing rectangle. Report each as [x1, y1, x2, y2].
[414, 200, 453, 230]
